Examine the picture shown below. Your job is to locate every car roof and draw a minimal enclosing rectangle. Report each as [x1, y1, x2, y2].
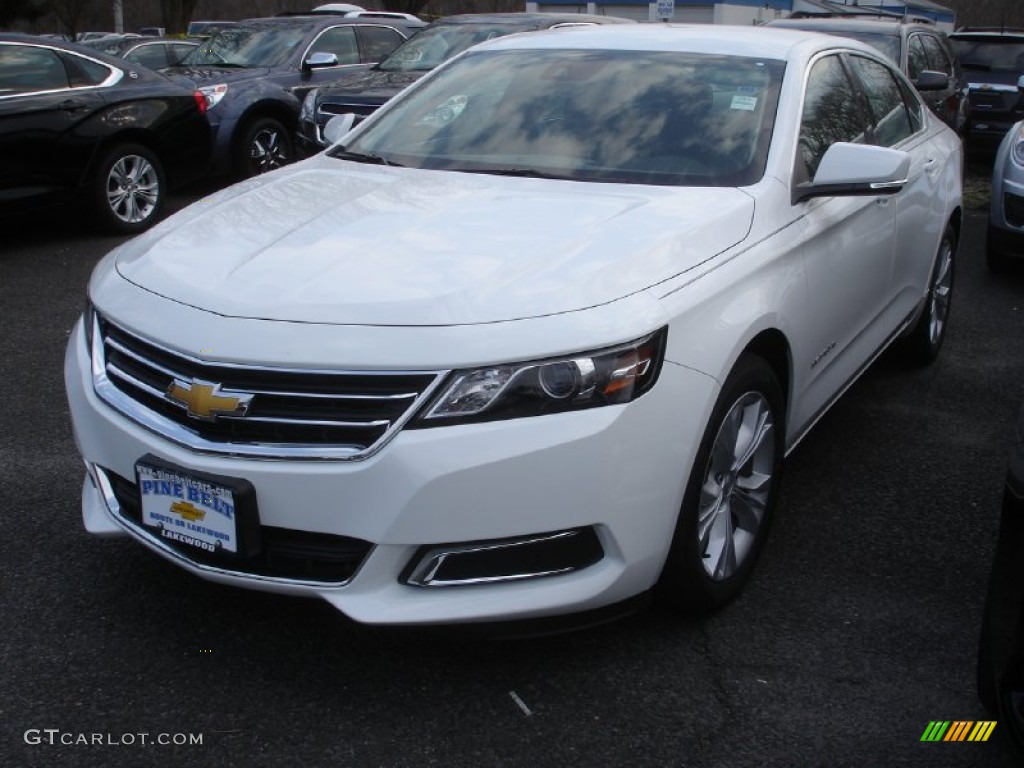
[238, 14, 421, 29]
[950, 29, 1024, 40]
[432, 13, 632, 26]
[470, 23, 875, 62]
[767, 17, 938, 36]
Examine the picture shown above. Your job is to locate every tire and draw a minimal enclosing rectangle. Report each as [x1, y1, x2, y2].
[903, 223, 955, 366]
[658, 354, 785, 615]
[92, 144, 165, 234]
[235, 117, 294, 179]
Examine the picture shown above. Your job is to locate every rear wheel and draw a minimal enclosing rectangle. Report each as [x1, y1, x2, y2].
[92, 144, 165, 234]
[658, 355, 784, 614]
[235, 117, 293, 179]
[903, 223, 955, 365]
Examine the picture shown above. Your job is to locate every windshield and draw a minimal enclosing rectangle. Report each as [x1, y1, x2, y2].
[181, 24, 307, 68]
[378, 23, 537, 72]
[335, 49, 784, 187]
[951, 37, 1024, 72]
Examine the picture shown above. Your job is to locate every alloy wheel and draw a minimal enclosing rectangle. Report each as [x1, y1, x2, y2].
[698, 391, 776, 581]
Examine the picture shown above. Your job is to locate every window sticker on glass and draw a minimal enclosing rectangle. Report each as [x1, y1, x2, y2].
[731, 95, 758, 111]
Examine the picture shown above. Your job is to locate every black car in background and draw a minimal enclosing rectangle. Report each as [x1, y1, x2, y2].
[81, 35, 200, 70]
[978, 404, 1024, 761]
[0, 34, 210, 233]
[297, 13, 633, 153]
[166, 14, 424, 178]
[949, 29, 1024, 153]
[766, 15, 970, 137]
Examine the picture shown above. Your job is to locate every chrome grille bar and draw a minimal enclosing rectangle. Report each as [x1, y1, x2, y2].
[91, 313, 447, 461]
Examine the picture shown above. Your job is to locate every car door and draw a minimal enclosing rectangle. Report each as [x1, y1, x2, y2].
[0, 43, 104, 208]
[847, 52, 947, 329]
[792, 52, 897, 422]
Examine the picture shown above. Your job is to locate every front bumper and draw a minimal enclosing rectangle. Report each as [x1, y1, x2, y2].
[66, 318, 715, 625]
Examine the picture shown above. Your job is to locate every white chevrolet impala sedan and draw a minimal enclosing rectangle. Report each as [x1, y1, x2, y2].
[66, 25, 962, 625]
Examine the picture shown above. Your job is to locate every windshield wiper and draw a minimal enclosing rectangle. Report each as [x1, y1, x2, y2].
[331, 149, 402, 166]
[457, 167, 574, 180]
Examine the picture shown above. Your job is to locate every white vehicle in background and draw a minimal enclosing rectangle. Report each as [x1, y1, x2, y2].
[66, 25, 962, 627]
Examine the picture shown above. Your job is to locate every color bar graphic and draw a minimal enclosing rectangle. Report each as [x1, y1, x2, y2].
[920, 721, 996, 742]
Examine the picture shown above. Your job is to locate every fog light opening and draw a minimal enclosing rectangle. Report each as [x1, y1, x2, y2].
[403, 527, 604, 587]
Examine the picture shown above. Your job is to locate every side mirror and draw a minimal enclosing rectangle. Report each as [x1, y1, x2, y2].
[793, 142, 911, 204]
[304, 52, 339, 71]
[323, 113, 357, 145]
[915, 70, 949, 91]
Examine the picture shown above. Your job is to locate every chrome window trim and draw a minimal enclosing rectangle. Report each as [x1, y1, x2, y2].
[87, 462, 366, 587]
[0, 40, 123, 100]
[90, 313, 448, 461]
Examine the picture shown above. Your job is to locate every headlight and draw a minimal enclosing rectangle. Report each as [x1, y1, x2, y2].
[199, 83, 228, 110]
[1012, 124, 1024, 167]
[300, 88, 318, 124]
[413, 329, 667, 426]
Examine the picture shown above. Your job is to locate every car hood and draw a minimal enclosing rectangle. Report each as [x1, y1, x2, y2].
[162, 65, 273, 85]
[319, 68, 426, 103]
[114, 157, 754, 326]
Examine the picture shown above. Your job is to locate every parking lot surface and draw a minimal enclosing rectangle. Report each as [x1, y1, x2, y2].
[2, 181, 1023, 767]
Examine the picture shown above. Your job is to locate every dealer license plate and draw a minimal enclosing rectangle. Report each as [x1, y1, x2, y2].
[136, 461, 241, 555]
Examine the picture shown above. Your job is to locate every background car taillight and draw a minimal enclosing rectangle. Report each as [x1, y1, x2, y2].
[193, 91, 207, 116]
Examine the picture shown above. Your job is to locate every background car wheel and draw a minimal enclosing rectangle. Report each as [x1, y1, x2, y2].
[658, 354, 785, 615]
[92, 144, 165, 234]
[903, 223, 955, 365]
[236, 117, 294, 178]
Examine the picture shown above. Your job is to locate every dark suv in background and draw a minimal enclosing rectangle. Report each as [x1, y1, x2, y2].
[297, 13, 633, 154]
[166, 13, 424, 178]
[949, 28, 1024, 153]
[767, 14, 969, 137]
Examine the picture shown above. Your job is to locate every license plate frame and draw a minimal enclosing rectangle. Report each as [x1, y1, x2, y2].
[134, 454, 261, 559]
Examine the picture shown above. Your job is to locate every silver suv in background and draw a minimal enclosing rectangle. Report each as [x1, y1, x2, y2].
[988, 120, 1024, 271]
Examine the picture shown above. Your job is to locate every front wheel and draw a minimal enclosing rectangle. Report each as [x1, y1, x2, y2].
[235, 117, 294, 179]
[92, 144, 165, 234]
[902, 223, 955, 365]
[658, 354, 785, 615]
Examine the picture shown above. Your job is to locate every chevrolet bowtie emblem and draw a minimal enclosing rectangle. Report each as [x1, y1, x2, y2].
[165, 379, 253, 421]
[169, 500, 206, 522]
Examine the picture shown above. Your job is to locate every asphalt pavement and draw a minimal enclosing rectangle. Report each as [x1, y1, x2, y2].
[2, 181, 1023, 768]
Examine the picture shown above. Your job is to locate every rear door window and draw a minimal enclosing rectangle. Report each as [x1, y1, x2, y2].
[0, 45, 69, 95]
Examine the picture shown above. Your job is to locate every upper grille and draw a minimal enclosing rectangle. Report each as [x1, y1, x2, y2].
[93, 314, 444, 459]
